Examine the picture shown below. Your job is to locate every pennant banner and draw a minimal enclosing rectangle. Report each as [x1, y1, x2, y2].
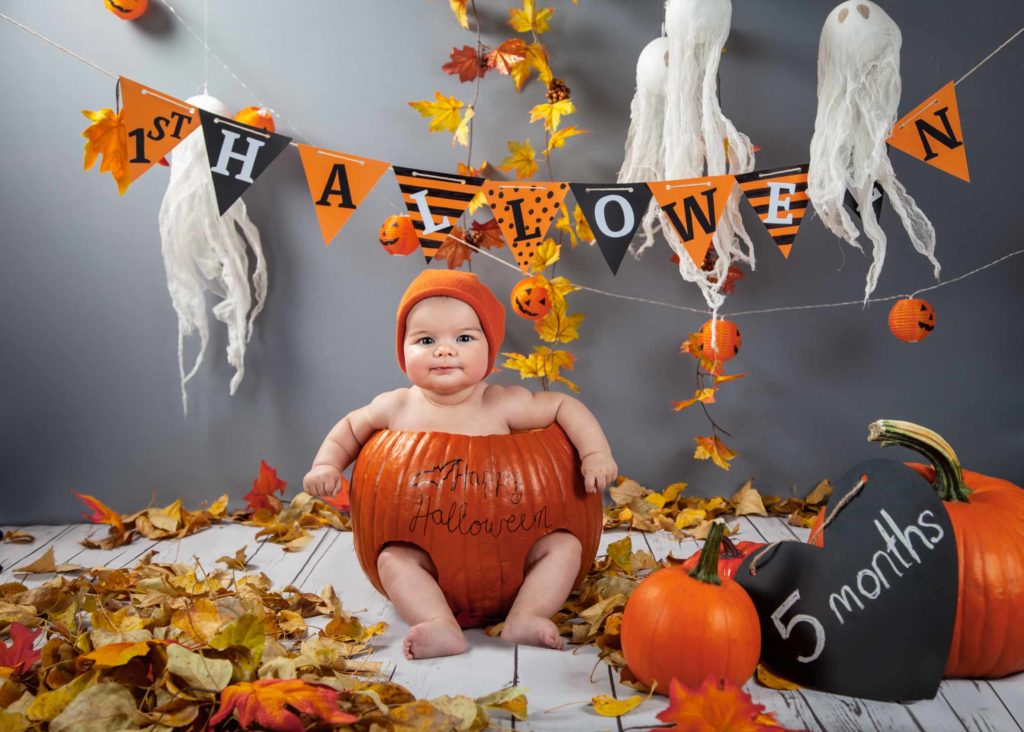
[844, 182, 886, 222]
[648, 176, 736, 267]
[736, 164, 809, 260]
[483, 181, 569, 272]
[392, 166, 484, 263]
[888, 81, 969, 183]
[200, 109, 292, 214]
[569, 182, 653, 275]
[119, 76, 200, 183]
[297, 145, 390, 246]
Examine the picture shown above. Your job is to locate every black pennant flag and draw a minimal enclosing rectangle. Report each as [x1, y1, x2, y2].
[200, 109, 292, 214]
[569, 182, 653, 275]
[844, 182, 886, 223]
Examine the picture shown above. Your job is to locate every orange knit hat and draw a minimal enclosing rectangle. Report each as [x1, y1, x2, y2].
[396, 270, 506, 374]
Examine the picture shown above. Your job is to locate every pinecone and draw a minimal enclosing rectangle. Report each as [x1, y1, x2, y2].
[546, 78, 570, 104]
[464, 229, 483, 247]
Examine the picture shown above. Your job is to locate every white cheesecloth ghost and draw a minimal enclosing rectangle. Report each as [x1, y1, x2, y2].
[807, 0, 940, 301]
[158, 94, 269, 415]
[619, 36, 669, 258]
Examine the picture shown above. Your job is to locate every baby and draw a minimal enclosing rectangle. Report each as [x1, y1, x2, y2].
[304, 269, 616, 660]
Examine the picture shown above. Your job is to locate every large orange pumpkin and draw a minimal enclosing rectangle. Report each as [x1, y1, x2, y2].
[378, 215, 420, 256]
[350, 424, 603, 628]
[810, 420, 1024, 678]
[620, 520, 761, 693]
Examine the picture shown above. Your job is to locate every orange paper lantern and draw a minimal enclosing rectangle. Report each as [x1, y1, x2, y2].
[888, 298, 935, 342]
[234, 106, 276, 133]
[510, 276, 552, 320]
[378, 215, 419, 256]
[104, 0, 148, 20]
[698, 319, 742, 362]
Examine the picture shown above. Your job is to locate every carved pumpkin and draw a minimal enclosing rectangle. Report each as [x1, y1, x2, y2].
[680, 535, 765, 580]
[350, 424, 603, 628]
[810, 420, 1024, 678]
[621, 520, 761, 692]
[510, 276, 552, 321]
[105, 0, 148, 20]
[698, 319, 742, 363]
[378, 215, 420, 256]
[234, 106, 276, 133]
[888, 298, 935, 342]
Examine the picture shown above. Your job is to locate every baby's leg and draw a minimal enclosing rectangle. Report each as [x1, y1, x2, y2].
[377, 543, 467, 660]
[501, 531, 581, 650]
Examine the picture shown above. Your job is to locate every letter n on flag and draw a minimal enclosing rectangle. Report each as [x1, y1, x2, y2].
[392, 166, 484, 263]
[119, 77, 201, 183]
[648, 176, 736, 266]
[735, 164, 809, 259]
[296, 145, 390, 246]
[888, 81, 969, 182]
[482, 181, 569, 272]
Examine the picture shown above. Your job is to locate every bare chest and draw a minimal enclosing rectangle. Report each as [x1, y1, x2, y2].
[388, 401, 510, 437]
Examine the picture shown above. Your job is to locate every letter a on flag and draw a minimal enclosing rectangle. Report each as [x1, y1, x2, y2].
[119, 77, 200, 183]
[296, 145, 390, 246]
[888, 81, 969, 182]
[391, 166, 484, 263]
[648, 176, 736, 266]
[735, 164, 809, 259]
[483, 181, 569, 272]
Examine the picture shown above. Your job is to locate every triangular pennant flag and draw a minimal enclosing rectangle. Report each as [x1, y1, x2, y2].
[888, 81, 969, 182]
[735, 164, 809, 260]
[119, 76, 201, 183]
[844, 182, 885, 222]
[569, 182, 653, 275]
[483, 181, 569, 272]
[392, 166, 484, 263]
[648, 176, 736, 266]
[296, 145, 390, 246]
[199, 109, 292, 214]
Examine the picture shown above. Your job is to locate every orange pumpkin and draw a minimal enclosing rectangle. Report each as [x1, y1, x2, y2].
[810, 420, 1024, 678]
[105, 0, 148, 20]
[680, 535, 765, 581]
[698, 319, 742, 363]
[510, 276, 552, 320]
[888, 298, 935, 342]
[350, 424, 603, 628]
[378, 215, 420, 256]
[620, 520, 761, 692]
[234, 106, 276, 133]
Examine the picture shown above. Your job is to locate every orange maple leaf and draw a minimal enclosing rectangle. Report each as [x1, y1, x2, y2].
[81, 108, 131, 195]
[472, 218, 506, 250]
[321, 476, 350, 513]
[443, 45, 487, 82]
[656, 676, 787, 731]
[72, 490, 125, 533]
[693, 436, 739, 471]
[436, 226, 474, 269]
[243, 460, 287, 513]
[209, 678, 356, 732]
[0, 623, 42, 679]
[486, 38, 528, 75]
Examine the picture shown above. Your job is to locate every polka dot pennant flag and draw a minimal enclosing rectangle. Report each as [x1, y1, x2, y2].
[483, 181, 569, 272]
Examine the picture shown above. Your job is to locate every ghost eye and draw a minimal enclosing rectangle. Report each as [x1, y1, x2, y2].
[857, 4, 870, 19]
[838, 8, 849, 22]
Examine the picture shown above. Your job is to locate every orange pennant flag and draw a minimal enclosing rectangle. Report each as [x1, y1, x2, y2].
[119, 77, 201, 183]
[648, 176, 736, 266]
[735, 164, 809, 260]
[482, 181, 569, 272]
[888, 81, 969, 183]
[296, 145, 390, 246]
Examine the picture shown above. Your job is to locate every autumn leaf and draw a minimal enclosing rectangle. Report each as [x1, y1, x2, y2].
[502, 347, 578, 392]
[731, 479, 768, 517]
[243, 460, 287, 513]
[529, 238, 561, 273]
[694, 436, 738, 471]
[0, 623, 41, 678]
[452, 105, 475, 148]
[499, 139, 538, 179]
[457, 163, 491, 215]
[81, 108, 131, 195]
[485, 38, 528, 75]
[476, 686, 529, 721]
[756, 663, 802, 691]
[79, 641, 153, 669]
[656, 676, 783, 731]
[2, 530, 34, 544]
[672, 388, 717, 412]
[443, 45, 485, 82]
[436, 226, 473, 269]
[535, 301, 584, 344]
[529, 99, 575, 132]
[73, 491, 125, 533]
[449, 0, 470, 28]
[508, 0, 554, 34]
[471, 218, 505, 250]
[593, 692, 649, 718]
[13, 546, 82, 575]
[715, 373, 747, 385]
[216, 547, 250, 571]
[320, 475, 351, 513]
[211, 678, 357, 731]
[546, 125, 587, 156]
[408, 92, 464, 134]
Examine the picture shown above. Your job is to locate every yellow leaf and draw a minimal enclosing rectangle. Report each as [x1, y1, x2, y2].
[573, 203, 595, 243]
[452, 105, 474, 148]
[277, 609, 307, 637]
[508, 0, 554, 34]
[714, 373, 747, 384]
[527, 43, 552, 83]
[663, 482, 688, 502]
[476, 686, 528, 721]
[757, 663, 802, 690]
[529, 238, 561, 273]
[693, 435, 738, 471]
[529, 99, 575, 132]
[675, 508, 707, 529]
[644, 493, 666, 509]
[672, 388, 717, 412]
[207, 494, 229, 518]
[79, 641, 152, 668]
[27, 669, 98, 722]
[408, 92, 464, 134]
[730, 479, 768, 517]
[170, 598, 223, 644]
[592, 693, 646, 718]
[166, 643, 233, 692]
[81, 108, 131, 195]
[498, 139, 538, 179]
[450, 0, 469, 28]
[805, 479, 833, 505]
[216, 547, 249, 571]
[553, 207, 578, 248]
[535, 302, 584, 344]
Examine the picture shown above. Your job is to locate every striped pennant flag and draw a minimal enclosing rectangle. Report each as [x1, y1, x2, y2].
[736, 164, 809, 259]
[392, 166, 484, 263]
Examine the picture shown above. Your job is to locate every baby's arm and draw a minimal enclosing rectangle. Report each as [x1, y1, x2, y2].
[499, 386, 617, 493]
[303, 390, 401, 497]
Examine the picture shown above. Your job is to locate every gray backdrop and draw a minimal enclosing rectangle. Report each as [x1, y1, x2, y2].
[1, 1, 1021, 524]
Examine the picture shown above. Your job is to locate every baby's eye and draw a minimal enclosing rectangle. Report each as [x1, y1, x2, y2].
[417, 337, 435, 346]
[456, 334, 475, 343]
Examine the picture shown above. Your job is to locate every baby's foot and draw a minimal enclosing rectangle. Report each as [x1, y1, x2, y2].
[500, 612, 565, 650]
[403, 617, 468, 660]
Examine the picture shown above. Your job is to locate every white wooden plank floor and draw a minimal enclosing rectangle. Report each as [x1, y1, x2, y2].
[2, 519, 1022, 732]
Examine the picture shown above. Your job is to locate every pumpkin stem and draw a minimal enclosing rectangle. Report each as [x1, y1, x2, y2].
[867, 420, 971, 503]
[688, 519, 725, 585]
[720, 534, 742, 559]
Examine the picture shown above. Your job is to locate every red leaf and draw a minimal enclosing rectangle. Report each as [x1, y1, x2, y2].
[0, 623, 42, 678]
[443, 45, 487, 83]
[485, 38, 528, 75]
[321, 477, 351, 513]
[243, 460, 287, 514]
[72, 490, 124, 532]
[656, 675, 786, 731]
[210, 678, 356, 732]
[471, 218, 505, 250]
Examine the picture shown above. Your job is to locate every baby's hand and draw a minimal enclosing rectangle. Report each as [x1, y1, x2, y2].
[303, 465, 344, 497]
[580, 451, 617, 494]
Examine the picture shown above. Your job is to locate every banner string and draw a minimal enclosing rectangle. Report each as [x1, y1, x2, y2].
[955, 26, 1024, 86]
[0, 11, 118, 79]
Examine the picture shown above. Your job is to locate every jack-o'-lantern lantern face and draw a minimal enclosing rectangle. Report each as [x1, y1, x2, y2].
[698, 319, 742, 363]
[510, 276, 552, 321]
[105, 0, 148, 20]
[888, 298, 936, 342]
[378, 215, 420, 256]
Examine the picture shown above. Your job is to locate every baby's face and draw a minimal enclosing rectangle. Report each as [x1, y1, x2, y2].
[403, 297, 489, 393]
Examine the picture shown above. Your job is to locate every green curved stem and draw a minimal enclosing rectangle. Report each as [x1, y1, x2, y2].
[867, 419, 971, 503]
[688, 519, 725, 585]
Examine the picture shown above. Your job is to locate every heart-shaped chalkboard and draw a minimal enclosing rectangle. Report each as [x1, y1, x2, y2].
[735, 458, 958, 701]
